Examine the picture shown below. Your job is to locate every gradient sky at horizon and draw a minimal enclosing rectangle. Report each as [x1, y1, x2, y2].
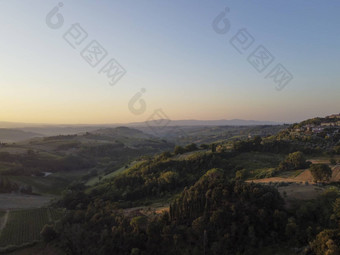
[0, 0, 339, 124]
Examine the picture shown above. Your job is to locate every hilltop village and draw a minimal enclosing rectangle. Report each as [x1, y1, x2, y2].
[291, 113, 340, 137]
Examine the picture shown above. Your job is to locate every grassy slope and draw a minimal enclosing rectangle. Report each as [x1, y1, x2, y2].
[230, 152, 285, 170]
[86, 161, 139, 186]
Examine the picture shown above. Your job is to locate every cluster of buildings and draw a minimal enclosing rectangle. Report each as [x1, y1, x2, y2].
[326, 114, 340, 119]
[294, 114, 340, 135]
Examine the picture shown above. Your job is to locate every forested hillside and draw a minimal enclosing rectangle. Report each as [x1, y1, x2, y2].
[2, 115, 340, 254]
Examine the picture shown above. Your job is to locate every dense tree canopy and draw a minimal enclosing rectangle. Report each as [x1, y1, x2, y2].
[310, 164, 332, 183]
[278, 151, 309, 171]
[52, 176, 289, 255]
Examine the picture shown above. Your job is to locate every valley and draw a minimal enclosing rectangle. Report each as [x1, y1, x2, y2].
[0, 114, 339, 254]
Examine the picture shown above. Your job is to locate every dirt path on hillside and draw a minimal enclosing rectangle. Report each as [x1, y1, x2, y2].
[249, 177, 303, 184]
[250, 165, 340, 184]
[0, 210, 9, 233]
[123, 203, 169, 218]
[331, 166, 340, 181]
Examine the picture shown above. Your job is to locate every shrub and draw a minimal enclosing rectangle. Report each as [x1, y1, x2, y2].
[278, 151, 309, 171]
[330, 158, 337, 165]
[174, 146, 186, 155]
[310, 164, 332, 183]
[40, 224, 57, 243]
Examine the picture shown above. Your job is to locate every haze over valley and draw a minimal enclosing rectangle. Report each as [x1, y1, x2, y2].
[0, 1, 339, 254]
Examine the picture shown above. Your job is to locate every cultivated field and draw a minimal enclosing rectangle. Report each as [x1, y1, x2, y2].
[0, 208, 63, 250]
[278, 183, 324, 200]
[0, 194, 53, 210]
[6, 243, 65, 255]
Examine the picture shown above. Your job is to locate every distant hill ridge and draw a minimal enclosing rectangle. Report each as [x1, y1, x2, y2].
[128, 119, 282, 126]
[0, 129, 43, 143]
[0, 118, 282, 129]
[2, 114, 338, 143]
[91, 127, 152, 139]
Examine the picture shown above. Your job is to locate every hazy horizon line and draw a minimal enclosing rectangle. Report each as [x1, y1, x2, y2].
[1, 112, 338, 127]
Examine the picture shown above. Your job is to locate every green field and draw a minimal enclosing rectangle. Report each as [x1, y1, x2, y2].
[8, 175, 69, 195]
[0, 162, 17, 174]
[0, 208, 63, 248]
[230, 152, 285, 170]
[86, 160, 140, 186]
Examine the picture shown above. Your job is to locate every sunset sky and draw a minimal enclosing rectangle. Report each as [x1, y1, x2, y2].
[0, 0, 339, 124]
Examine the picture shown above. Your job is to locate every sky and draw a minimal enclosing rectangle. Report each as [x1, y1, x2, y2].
[0, 0, 339, 124]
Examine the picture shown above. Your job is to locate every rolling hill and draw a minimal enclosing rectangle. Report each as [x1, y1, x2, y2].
[0, 129, 43, 143]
